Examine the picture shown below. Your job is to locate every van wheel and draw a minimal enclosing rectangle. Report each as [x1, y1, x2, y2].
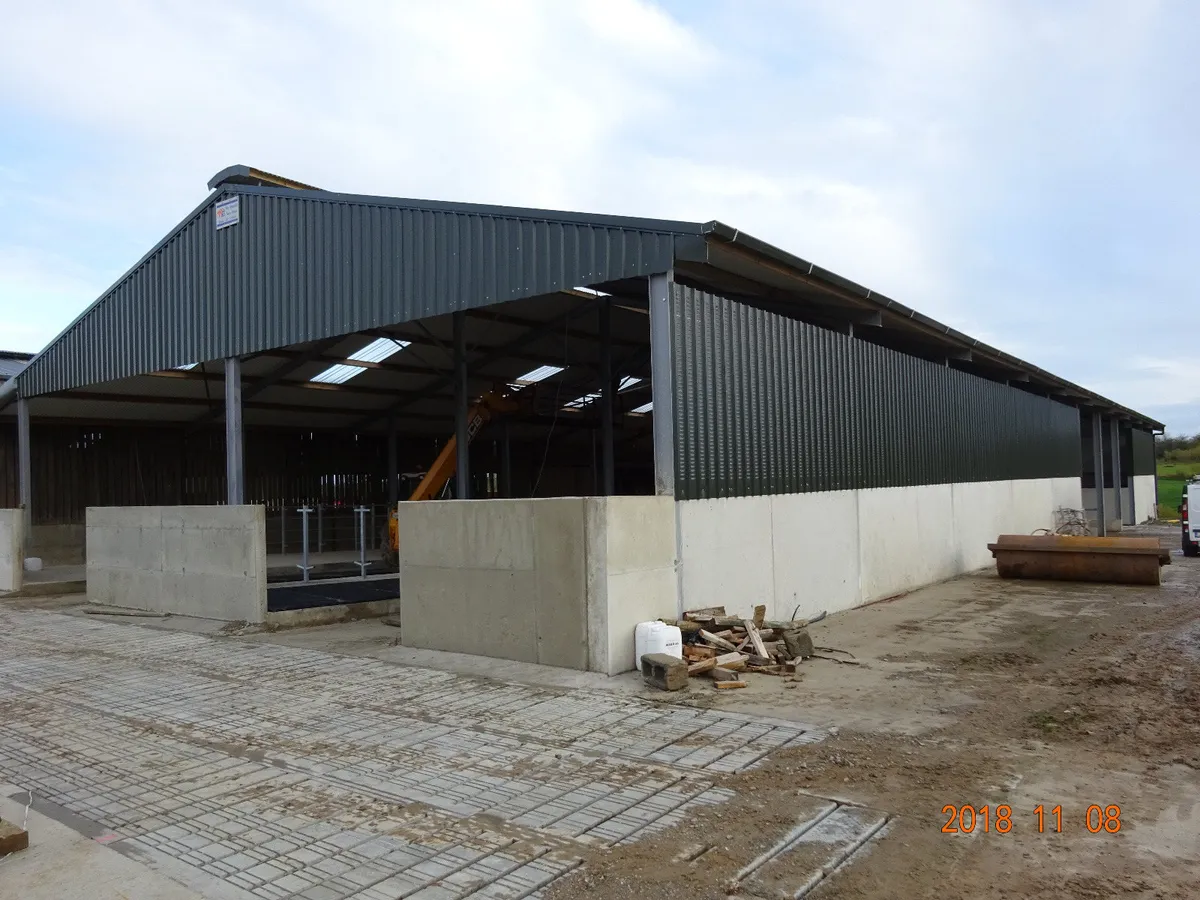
[1183, 535, 1200, 558]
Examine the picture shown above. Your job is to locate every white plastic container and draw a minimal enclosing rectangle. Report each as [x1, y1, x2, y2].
[23, 557, 44, 572]
[635, 620, 682, 663]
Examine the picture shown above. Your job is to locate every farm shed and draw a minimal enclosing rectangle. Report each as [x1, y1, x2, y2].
[0, 165, 1162, 668]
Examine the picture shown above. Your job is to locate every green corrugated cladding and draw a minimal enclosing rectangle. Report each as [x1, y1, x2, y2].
[16, 188, 683, 397]
[1130, 428, 1156, 476]
[669, 286, 1082, 501]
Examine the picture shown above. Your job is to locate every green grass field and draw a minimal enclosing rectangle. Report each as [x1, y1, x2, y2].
[1157, 460, 1200, 515]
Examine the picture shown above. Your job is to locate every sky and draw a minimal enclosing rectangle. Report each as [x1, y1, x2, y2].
[0, 0, 1195, 432]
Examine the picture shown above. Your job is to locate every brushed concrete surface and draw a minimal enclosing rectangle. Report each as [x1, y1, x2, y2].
[0, 782, 208, 900]
[0, 605, 822, 900]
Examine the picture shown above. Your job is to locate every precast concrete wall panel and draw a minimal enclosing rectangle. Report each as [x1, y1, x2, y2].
[0, 509, 22, 593]
[398, 496, 676, 674]
[86, 505, 266, 621]
[677, 476, 1083, 620]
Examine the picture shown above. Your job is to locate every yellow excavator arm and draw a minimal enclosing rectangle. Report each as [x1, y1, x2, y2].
[385, 389, 520, 561]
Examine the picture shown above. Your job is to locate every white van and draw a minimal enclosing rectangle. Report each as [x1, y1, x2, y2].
[1182, 479, 1200, 557]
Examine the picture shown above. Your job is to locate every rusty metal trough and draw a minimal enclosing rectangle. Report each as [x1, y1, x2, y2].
[988, 535, 1171, 586]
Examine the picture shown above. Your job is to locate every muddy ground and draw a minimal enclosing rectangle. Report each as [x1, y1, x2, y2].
[548, 525, 1200, 899]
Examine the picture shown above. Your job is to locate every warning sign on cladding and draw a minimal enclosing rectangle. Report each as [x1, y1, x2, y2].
[215, 197, 240, 230]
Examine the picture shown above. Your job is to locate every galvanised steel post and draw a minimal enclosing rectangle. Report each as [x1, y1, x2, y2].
[648, 272, 675, 497]
[224, 356, 245, 505]
[453, 312, 470, 499]
[1110, 418, 1123, 526]
[1092, 412, 1107, 536]
[354, 506, 370, 578]
[387, 418, 398, 508]
[297, 507, 313, 582]
[17, 395, 31, 552]
[600, 298, 615, 495]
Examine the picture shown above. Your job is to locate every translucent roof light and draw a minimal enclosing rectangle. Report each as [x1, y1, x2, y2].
[511, 365, 564, 388]
[563, 377, 643, 410]
[310, 337, 409, 384]
[564, 392, 600, 410]
[348, 336, 409, 363]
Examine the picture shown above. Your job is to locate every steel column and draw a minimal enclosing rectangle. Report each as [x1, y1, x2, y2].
[1091, 413, 1106, 536]
[17, 396, 31, 550]
[387, 418, 398, 507]
[500, 422, 512, 498]
[1110, 419, 1123, 526]
[648, 272, 675, 496]
[599, 299, 615, 495]
[453, 312, 470, 499]
[224, 357, 245, 505]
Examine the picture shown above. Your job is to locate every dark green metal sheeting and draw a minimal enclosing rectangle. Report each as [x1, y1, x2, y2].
[17, 189, 681, 397]
[1130, 428, 1156, 476]
[670, 286, 1082, 501]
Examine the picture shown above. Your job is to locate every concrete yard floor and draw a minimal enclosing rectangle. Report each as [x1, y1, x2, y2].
[2, 524, 1198, 899]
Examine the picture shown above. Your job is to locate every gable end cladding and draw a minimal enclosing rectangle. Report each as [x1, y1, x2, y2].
[12, 187, 688, 398]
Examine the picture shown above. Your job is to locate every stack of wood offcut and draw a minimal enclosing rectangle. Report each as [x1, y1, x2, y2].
[658, 605, 818, 690]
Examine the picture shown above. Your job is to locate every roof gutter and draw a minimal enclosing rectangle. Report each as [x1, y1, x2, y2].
[700, 221, 1164, 432]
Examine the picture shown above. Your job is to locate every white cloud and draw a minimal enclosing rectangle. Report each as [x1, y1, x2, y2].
[0, 0, 1193, 429]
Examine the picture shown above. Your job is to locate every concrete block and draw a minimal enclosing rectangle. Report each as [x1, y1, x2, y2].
[782, 628, 814, 660]
[641, 653, 688, 691]
[0, 819, 29, 855]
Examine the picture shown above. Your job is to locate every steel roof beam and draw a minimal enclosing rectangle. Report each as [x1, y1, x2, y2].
[349, 297, 603, 432]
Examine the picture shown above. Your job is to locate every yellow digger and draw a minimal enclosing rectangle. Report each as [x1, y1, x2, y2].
[381, 389, 520, 568]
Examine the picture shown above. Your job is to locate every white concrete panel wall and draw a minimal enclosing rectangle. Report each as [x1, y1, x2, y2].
[0, 509, 23, 593]
[86, 506, 267, 622]
[769, 492, 859, 620]
[1132, 475, 1158, 522]
[677, 476, 1083, 618]
[399, 497, 678, 675]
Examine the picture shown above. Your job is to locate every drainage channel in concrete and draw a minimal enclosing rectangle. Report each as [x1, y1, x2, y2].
[0, 607, 885, 899]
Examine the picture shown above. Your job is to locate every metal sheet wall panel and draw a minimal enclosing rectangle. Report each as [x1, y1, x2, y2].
[17, 190, 680, 398]
[1130, 428, 1156, 476]
[670, 286, 1082, 501]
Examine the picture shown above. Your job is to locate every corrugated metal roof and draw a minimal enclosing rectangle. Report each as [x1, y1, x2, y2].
[10, 184, 685, 398]
[1, 166, 1161, 431]
[0, 352, 31, 381]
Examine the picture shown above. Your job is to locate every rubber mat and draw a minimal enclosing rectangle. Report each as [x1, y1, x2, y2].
[267, 577, 400, 611]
